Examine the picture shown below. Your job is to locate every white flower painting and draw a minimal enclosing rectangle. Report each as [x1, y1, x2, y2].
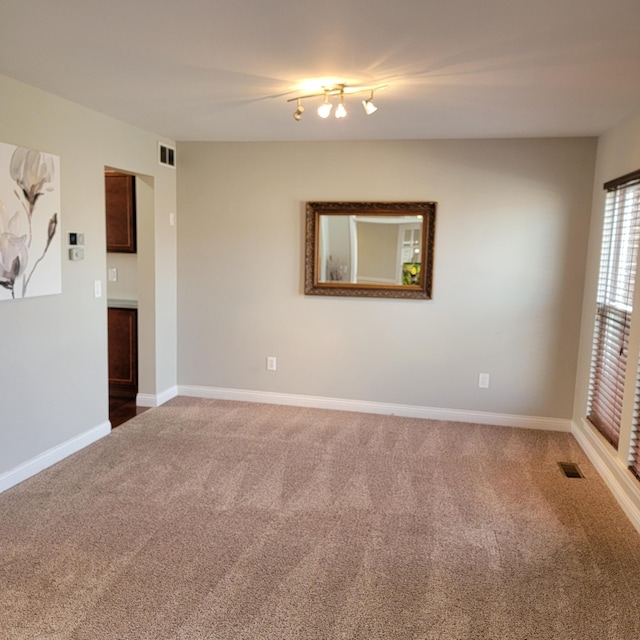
[0, 142, 61, 301]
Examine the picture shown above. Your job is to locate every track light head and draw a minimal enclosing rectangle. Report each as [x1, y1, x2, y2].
[362, 91, 377, 115]
[293, 99, 304, 121]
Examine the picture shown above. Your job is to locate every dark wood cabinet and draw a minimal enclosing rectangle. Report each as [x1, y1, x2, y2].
[106, 173, 136, 253]
[108, 307, 138, 398]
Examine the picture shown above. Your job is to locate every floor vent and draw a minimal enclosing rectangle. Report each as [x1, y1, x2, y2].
[558, 462, 584, 478]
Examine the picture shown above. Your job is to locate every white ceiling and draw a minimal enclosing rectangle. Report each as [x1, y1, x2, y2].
[2, 0, 640, 142]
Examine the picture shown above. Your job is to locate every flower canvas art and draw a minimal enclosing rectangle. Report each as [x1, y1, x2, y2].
[0, 142, 61, 300]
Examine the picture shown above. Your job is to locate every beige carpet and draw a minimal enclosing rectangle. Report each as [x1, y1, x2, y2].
[2, 397, 640, 639]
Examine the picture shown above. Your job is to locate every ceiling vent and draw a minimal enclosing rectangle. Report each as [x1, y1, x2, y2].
[158, 143, 175, 168]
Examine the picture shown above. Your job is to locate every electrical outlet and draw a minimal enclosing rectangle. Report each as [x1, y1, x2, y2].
[108, 268, 118, 282]
[479, 373, 490, 389]
[94, 280, 102, 298]
[267, 356, 277, 371]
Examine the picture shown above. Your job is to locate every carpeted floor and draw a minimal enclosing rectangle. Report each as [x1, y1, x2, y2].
[2, 397, 640, 639]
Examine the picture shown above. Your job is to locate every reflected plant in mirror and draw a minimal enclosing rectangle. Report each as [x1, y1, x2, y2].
[305, 202, 436, 299]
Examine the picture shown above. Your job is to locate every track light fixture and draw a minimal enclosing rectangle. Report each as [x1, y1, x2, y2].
[289, 84, 386, 122]
[292, 99, 304, 121]
[317, 91, 332, 119]
[362, 90, 377, 115]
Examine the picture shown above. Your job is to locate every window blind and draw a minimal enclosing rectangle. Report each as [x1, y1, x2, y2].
[630, 172, 640, 476]
[588, 170, 640, 450]
[632, 362, 640, 480]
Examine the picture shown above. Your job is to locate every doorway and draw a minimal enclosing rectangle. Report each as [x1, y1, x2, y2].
[105, 169, 145, 427]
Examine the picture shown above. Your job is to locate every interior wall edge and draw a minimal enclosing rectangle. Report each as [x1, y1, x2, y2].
[136, 386, 179, 408]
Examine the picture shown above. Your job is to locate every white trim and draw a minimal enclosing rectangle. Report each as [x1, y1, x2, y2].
[349, 215, 357, 283]
[356, 276, 396, 284]
[136, 394, 157, 408]
[572, 418, 640, 535]
[136, 385, 178, 408]
[0, 422, 111, 494]
[178, 385, 572, 432]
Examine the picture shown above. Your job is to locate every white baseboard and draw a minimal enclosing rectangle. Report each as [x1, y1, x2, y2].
[0, 421, 111, 494]
[572, 418, 640, 535]
[137, 385, 178, 408]
[177, 385, 572, 432]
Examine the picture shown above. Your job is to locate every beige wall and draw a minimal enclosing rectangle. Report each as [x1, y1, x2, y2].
[0, 75, 177, 478]
[357, 222, 397, 283]
[177, 139, 596, 418]
[106, 253, 138, 301]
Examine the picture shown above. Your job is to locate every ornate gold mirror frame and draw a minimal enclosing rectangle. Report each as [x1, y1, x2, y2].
[305, 201, 436, 299]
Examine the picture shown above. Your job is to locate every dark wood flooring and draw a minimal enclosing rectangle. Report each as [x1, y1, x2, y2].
[109, 396, 149, 428]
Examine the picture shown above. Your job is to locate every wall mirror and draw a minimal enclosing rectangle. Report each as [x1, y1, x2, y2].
[305, 201, 436, 299]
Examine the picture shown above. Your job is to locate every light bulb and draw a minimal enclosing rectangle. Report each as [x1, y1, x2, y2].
[318, 99, 332, 119]
[335, 101, 347, 118]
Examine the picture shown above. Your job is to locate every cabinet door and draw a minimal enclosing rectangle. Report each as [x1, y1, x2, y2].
[108, 308, 138, 398]
[106, 174, 136, 253]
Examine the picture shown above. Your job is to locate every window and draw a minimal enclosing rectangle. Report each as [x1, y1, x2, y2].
[587, 170, 640, 450]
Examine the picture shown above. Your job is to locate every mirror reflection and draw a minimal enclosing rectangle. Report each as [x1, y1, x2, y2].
[319, 215, 423, 285]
